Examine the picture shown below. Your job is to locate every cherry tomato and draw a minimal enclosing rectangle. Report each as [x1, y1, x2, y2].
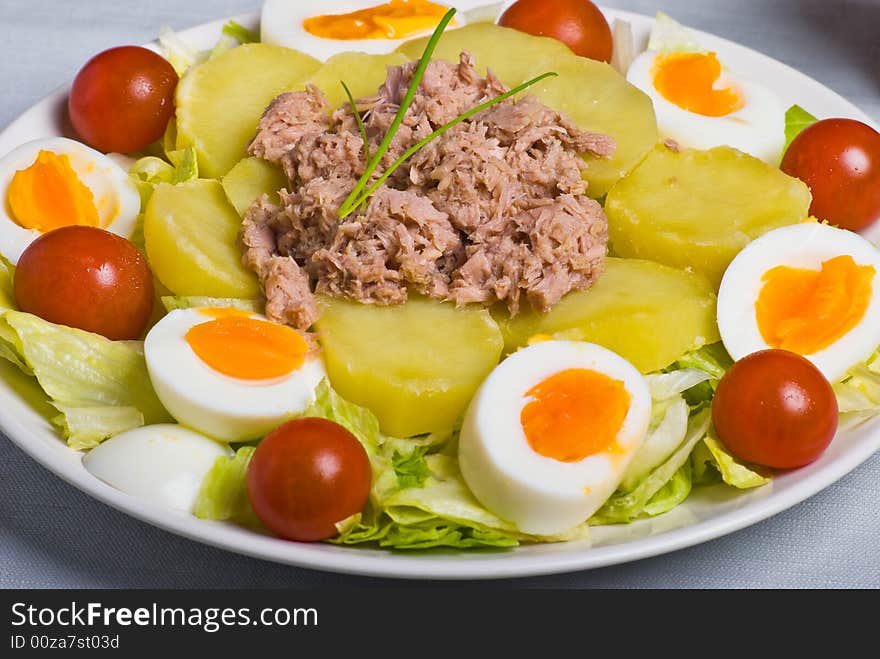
[14, 226, 154, 340]
[712, 349, 838, 469]
[68, 46, 178, 153]
[498, 0, 613, 63]
[247, 418, 372, 542]
[781, 118, 880, 231]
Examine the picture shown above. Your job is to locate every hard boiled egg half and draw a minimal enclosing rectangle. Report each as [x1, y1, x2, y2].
[83, 424, 231, 513]
[718, 222, 880, 383]
[145, 307, 326, 441]
[0, 137, 139, 264]
[261, 0, 488, 60]
[459, 341, 652, 536]
[627, 16, 784, 163]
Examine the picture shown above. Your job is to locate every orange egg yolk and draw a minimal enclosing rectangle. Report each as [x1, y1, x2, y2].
[303, 0, 454, 40]
[756, 255, 875, 355]
[652, 52, 745, 117]
[185, 315, 309, 380]
[7, 150, 100, 232]
[520, 368, 631, 463]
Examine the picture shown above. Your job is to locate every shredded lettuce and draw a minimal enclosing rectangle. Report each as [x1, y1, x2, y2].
[693, 434, 770, 489]
[160, 296, 261, 313]
[129, 147, 198, 210]
[592, 408, 711, 524]
[0, 256, 14, 310]
[158, 23, 256, 78]
[0, 311, 170, 449]
[834, 350, 880, 426]
[647, 12, 704, 53]
[392, 445, 431, 489]
[193, 446, 261, 527]
[784, 105, 818, 154]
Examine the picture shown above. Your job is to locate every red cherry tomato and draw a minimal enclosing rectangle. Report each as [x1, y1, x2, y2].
[781, 118, 880, 231]
[247, 418, 372, 542]
[68, 46, 178, 153]
[498, 0, 613, 62]
[14, 226, 154, 340]
[712, 349, 838, 469]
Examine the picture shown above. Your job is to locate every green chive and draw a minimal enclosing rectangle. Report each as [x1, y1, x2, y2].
[339, 71, 558, 219]
[337, 7, 457, 218]
[341, 80, 372, 165]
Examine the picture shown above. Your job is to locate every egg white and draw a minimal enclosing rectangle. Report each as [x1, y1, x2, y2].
[459, 340, 652, 536]
[83, 424, 232, 513]
[627, 50, 785, 163]
[145, 308, 326, 442]
[260, 0, 488, 61]
[0, 137, 140, 264]
[717, 223, 880, 383]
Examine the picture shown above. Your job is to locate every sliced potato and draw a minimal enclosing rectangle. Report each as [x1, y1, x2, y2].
[497, 258, 720, 373]
[315, 296, 504, 437]
[221, 157, 288, 216]
[306, 51, 409, 109]
[144, 179, 258, 298]
[605, 145, 813, 287]
[175, 44, 320, 178]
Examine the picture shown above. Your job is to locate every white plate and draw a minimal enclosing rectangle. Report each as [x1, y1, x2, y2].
[1, 8, 878, 580]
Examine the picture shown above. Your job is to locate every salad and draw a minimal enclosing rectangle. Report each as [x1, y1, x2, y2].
[1, 0, 879, 551]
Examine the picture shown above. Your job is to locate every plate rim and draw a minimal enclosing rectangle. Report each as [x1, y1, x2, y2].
[1, 6, 878, 580]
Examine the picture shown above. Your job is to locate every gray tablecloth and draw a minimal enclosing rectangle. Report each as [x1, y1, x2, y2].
[2, 0, 879, 589]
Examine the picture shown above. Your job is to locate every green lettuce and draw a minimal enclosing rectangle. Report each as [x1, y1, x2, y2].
[692, 434, 770, 489]
[193, 446, 261, 527]
[158, 22, 257, 78]
[0, 256, 14, 310]
[591, 408, 711, 524]
[833, 349, 880, 426]
[647, 12, 704, 53]
[0, 311, 170, 449]
[129, 147, 198, 210]
[392, 445, 431, 489]
[161, 296, 261, 313]
[784, 105, 818, 154]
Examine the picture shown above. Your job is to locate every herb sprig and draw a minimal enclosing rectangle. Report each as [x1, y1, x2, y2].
[336, 8, 557, 220]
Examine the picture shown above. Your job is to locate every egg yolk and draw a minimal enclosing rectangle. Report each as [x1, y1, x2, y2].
[7, 150, 100, 232]
[520, 369, 631, 463]
[756, 255, 875, 355]
[652, 52, 745, 117]
[303, 0, 454, 40]
[186, 316, 309, 380]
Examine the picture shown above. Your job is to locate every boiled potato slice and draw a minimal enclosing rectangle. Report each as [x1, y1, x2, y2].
[144, 179, 259, 299]
[176, 44, 320, 178]
[397, 23, 572, 89]
[221, 157, 288, 216]
[605, 145, 812, 288]
[398, 23, 658, 197]
[315, 296, 504, 437]
[306, 51, 409, 109]
[529, 58, 657, 198]
[497, 258, 720, 373]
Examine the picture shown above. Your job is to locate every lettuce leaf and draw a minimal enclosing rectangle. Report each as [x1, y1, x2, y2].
[0, 311, 170, 449]
[161, 296, 261, 313]
[129, 148, 198, 210]
[695, 434, 770, 489]
[0, 256, 14, 310]
[833, 350, 880, 426]
[647, 12, 704, 53]
[784, 105, 818, 154]
[193, 446, 261, 527]
[392, 445, 431, 489]
[591, 408, 711, 524]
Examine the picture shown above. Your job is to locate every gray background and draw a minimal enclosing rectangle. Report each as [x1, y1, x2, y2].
[1, 0, 879, 588]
